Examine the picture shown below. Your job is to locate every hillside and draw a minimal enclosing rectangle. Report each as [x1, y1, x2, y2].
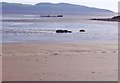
[1, 2, 114, 15]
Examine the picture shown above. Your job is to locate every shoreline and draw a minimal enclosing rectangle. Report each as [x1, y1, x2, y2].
[2, 41, 118, 81]
[2, 39, 118, 44]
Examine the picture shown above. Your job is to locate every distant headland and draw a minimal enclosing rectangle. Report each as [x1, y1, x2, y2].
[90, 16, 120, 22]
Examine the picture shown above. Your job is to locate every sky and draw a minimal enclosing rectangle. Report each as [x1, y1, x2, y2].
[0, 0, 119, 12]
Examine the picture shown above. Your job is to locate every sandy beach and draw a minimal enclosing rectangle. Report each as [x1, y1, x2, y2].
[2, 41, 118, 81]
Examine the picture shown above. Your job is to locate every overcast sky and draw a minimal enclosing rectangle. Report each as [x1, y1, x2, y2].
[0, 0, 119, 12]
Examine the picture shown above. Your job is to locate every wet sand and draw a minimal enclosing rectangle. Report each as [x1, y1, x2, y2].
[2, 42, 118, 81]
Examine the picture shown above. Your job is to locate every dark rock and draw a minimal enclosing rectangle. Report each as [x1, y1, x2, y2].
[56, 30, 72, 33]
[68, 31, 72, 33]
[111, 16, 120, 21]
[79, 29, 85, 32]
[57, 15, 63, 17]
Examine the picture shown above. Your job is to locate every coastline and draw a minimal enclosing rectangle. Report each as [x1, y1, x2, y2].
[1, 1, 118, 81]
[2, 41, 118, 81]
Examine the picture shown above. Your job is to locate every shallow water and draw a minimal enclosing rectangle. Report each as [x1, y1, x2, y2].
[1, 14, 118, 43]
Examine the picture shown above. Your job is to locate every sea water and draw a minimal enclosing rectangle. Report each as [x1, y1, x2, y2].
[1, 14, 118, 43]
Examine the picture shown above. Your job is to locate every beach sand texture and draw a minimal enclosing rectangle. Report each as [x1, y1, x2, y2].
[2, 42, 118, 81]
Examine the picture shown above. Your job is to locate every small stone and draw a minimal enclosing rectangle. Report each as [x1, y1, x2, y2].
[92, 71, 95, 74]
[54, 53, 58, 55]
[36, 59, 39, 61]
